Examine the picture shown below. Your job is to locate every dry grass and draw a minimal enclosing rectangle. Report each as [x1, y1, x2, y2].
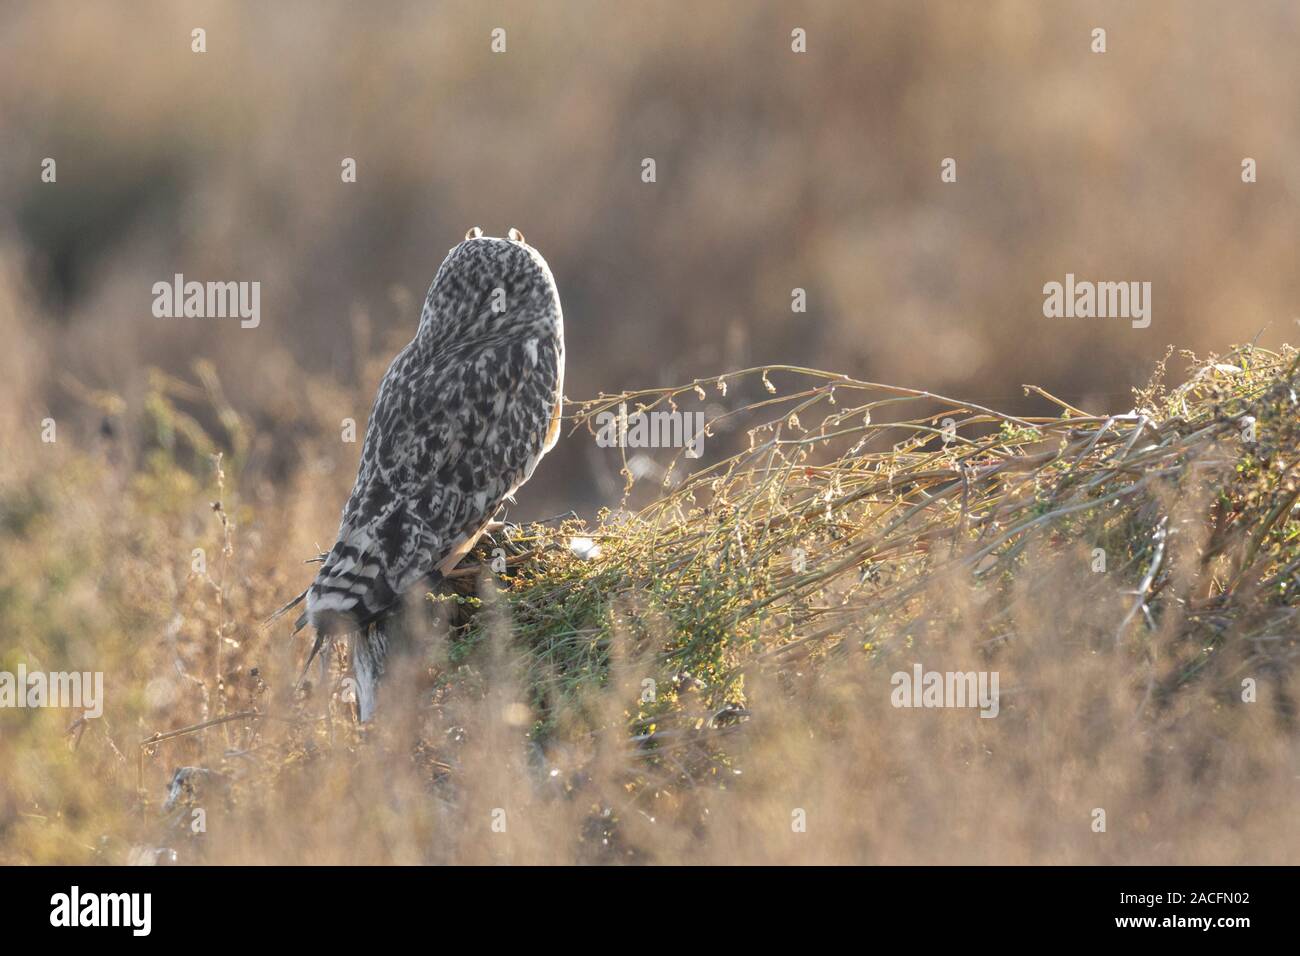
[1, 343, 1297, 864]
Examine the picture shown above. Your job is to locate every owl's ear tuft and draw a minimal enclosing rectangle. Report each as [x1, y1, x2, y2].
[507, 227, 526, 243]
[464, 226, 483, 240]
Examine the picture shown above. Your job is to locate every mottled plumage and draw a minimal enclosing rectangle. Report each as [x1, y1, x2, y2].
[296, 228, 564, 719]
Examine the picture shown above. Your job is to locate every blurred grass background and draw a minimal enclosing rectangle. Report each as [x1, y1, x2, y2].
[0, 0, 1297, 864]
[2, 0, 1298, 511]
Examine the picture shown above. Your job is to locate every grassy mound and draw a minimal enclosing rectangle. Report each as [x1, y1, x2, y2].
[490, 345, 1299, 735]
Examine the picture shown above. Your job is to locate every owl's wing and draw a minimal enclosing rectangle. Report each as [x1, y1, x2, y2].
[303, 333, 562, 632]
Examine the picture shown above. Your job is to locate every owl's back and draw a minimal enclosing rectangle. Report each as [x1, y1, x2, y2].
[302, 234, 564, 641]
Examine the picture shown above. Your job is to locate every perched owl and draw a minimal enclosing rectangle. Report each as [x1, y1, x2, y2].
[292, 227, 565, 720]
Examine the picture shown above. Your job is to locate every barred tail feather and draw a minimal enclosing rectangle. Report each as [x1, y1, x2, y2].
[294, 534, 445, 720]
[351, 623, 390, 722]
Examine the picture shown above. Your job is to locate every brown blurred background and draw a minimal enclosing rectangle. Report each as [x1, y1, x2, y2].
[1, 0, 1297, 514]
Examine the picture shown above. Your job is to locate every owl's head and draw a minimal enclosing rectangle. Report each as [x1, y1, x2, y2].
[417, 227, 562, 343]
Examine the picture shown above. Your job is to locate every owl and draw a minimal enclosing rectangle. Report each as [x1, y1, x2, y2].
[291, 227, 565, 720]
